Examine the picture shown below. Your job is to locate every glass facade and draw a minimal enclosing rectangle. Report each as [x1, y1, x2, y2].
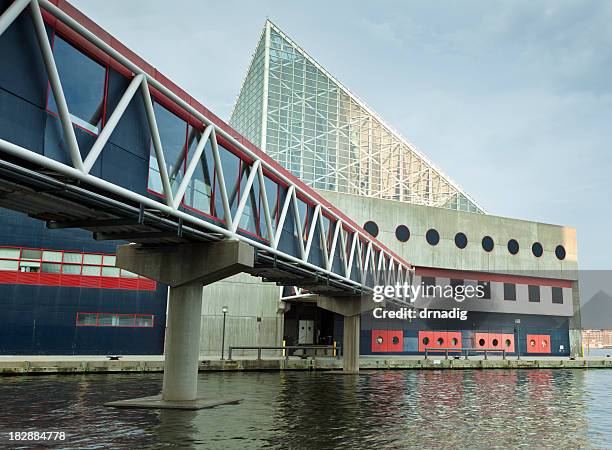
[230, 21, 485, 213]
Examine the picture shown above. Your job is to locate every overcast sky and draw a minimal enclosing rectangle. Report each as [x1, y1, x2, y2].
[71, 0, 612, 269]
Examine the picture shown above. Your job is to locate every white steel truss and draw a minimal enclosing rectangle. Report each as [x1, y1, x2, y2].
[230, 20, 486, 214]
[0, 0, 412, 293]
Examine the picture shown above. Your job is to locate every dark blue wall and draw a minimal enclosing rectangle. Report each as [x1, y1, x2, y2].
[0, 1, 168, 355]
[0, 210, 168, 355]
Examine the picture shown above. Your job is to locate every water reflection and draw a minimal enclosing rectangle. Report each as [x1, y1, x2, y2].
[0, 369, 608, 448]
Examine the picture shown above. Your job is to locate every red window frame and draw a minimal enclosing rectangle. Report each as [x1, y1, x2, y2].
[76, 312, 155, 328]
[0, 246, 156, 291]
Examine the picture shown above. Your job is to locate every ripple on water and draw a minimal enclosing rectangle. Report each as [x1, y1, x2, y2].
[0, 369, 609, 449]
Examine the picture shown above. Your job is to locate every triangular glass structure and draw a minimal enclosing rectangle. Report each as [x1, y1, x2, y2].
[230, 20, 485, 214]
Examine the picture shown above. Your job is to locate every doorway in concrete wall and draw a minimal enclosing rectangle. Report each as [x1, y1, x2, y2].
[283, 302, 336, 356]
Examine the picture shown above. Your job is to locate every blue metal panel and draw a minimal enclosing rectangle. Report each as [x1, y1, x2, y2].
[0, 88, 46, 154]
[100, 141, 149, 195]
[0, 0, 49, 108]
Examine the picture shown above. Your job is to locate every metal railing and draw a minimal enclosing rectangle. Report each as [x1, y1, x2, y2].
[228, 345, 341, 362]
[424, 347, 507, 360]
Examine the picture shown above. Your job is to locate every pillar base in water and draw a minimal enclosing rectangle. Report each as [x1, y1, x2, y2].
[105, 394, 242, 410]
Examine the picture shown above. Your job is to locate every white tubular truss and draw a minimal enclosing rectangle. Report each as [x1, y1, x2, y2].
[0, 0, 412, 292]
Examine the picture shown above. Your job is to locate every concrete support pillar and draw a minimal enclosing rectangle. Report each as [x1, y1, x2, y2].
[343, 315, 360, 373]
[105, 241, 254, 409]
[162, 280, 203, 401]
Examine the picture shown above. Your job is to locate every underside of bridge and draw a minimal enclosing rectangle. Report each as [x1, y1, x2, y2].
[0, 160, 366, 406]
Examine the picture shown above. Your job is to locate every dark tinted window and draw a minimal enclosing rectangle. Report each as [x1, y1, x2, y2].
[507, 239, 519, 255]
[421, 276, 436, 288]
[454, 232, 468, 249]
[528, 285, 540, 302]
[48, 36, 107, 134]
[482, 236, 494, 252]
[363, 221, 379, 238]
[426, 229, 440, 246]
[555, 245, 566, 260]
[478, 280, 491, 299]
[148, 103, 187, 195]
[184, 127, 213, 215]
[532, 242, 543, 257]
[451, 279, 464, 299]
[214, 145, 241, 220]
[552, 287, 564, 304]
[504, 283, 516, 301]
[395, 225, 410, 242]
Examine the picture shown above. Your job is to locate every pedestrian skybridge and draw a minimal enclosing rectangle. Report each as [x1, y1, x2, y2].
[0, 0, 411, 297]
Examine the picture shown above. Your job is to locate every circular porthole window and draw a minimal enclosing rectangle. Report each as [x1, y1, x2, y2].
[507, 239, 519, 255]
[376, 336, 383, 344]
[542, 340, 548, 348]
[392, 336, 400, 345]
[454, 232, 468, 249]
[555, 245, 566, 261]
[530, 340, 536, 347]
[492, 339, 499, 347]
[505, 339, 512, 347]
[451, 337, 458, 346]
[482, 236, 494, 252]
[426, 229, 440, 246]
[478, 338, 486, 347]
[363, 221, 379, 238]
[422, 337, 430, 345]
[437, 337, 444, 345]
[532, 242, 543, 258]
[395, 225, 410, 242]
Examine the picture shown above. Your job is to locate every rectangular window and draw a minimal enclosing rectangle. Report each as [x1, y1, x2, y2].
[0, 248, 20, 259]
[42, 250, 62, 262]
[97, 313, 115, 326]
[478, 281, 491, 299]
[0, 246, 155, 290]
[19, 261, 40, 273]
[0, 260, 18, 271]
[63, 252, 82, 263]
[76, 313, 154, 328]
[528, 285, 540, 302]
[47, 36, 107, 134]
[552, 287, 564, 304]
[76, 313, 98, 326]
[422, 276, 436, 288]
[101, 267, 120, 277]
[83, 254, 103, 265]
[135, 315, 154, 327]
[102, 255, 116, 266]
[21, 249, 42, 260]
[148, 102, 187, 196]
[504, 283, 516, 301]
[81, 265, 100, 276]
[61, 264, 81, 275]
[41, 263, 62, 273]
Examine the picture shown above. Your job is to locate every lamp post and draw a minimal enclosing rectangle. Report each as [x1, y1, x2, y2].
[515, 318, 521, 360]
[221, 306, 228, 360]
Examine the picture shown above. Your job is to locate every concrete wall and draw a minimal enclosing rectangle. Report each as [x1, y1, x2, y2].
[317, 190, 578, 278]
[199, 273, 283, 358]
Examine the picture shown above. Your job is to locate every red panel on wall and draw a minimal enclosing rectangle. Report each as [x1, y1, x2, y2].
[418, 331, 462, 352]
[475, 333, 515, 353]
[387, 330, 403, 352]
[371, 330, 388, 352]
[371, 330, 404, 353]
[526, 334, 551, 354]
[0, 272, 156, 291]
